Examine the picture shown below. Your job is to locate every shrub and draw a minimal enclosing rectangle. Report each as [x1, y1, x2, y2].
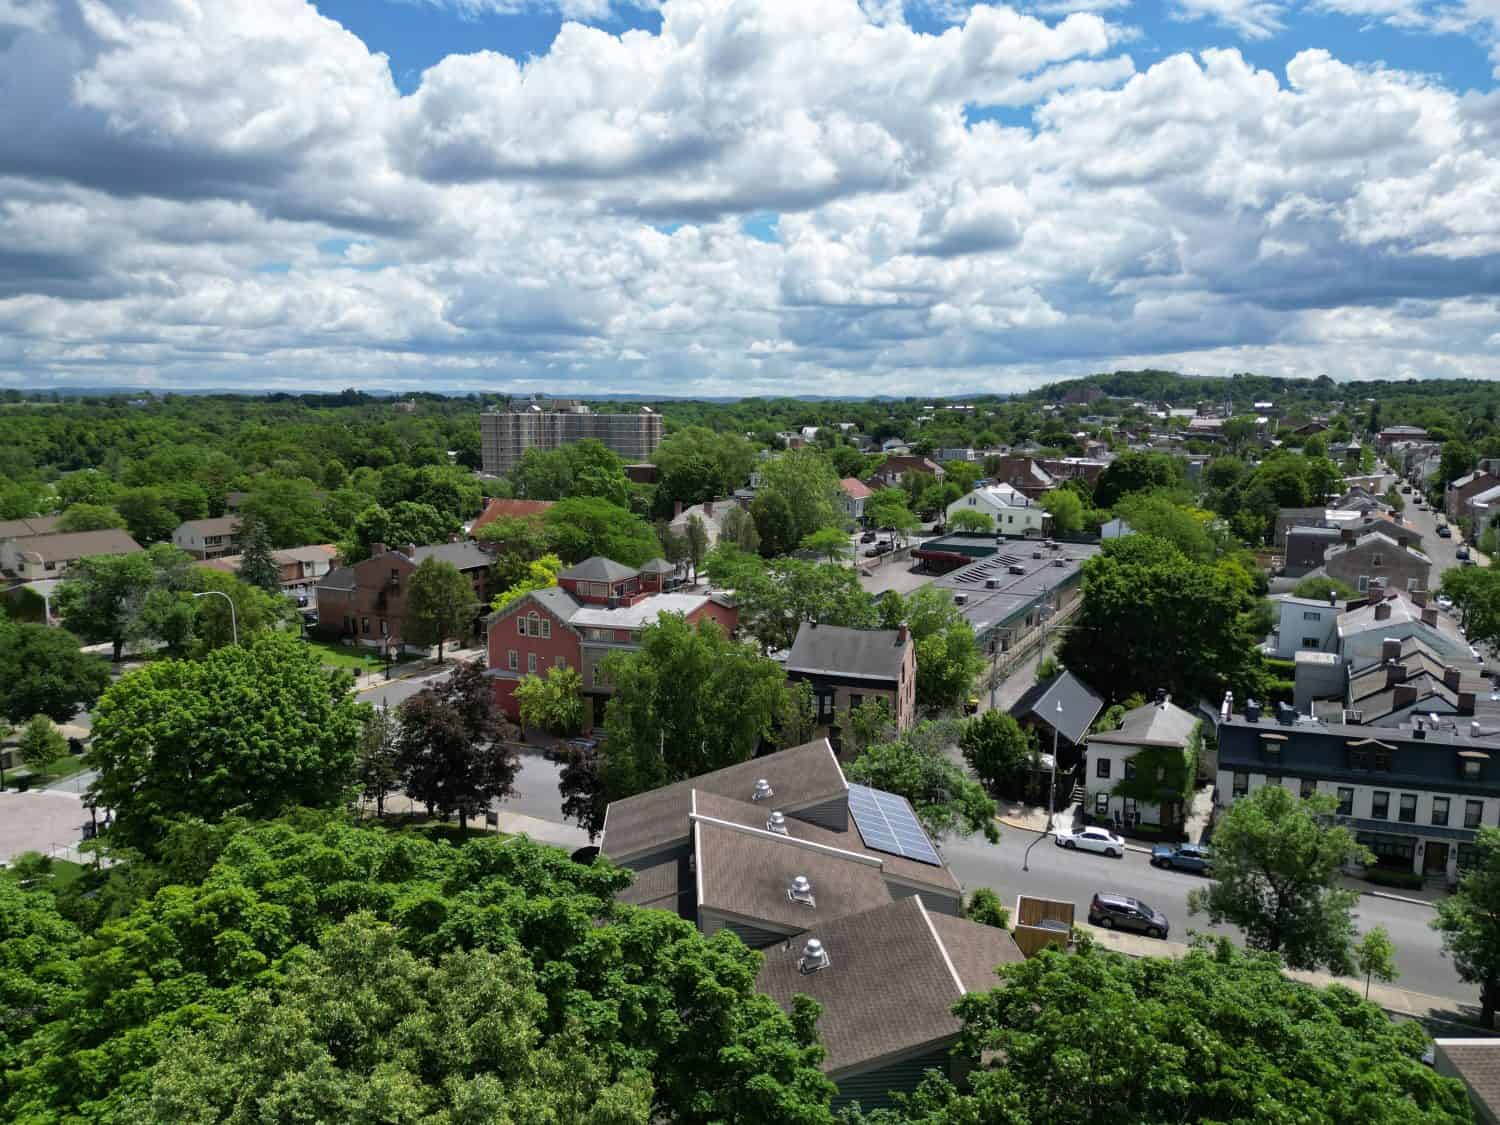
[1362, 866, 1425, 890]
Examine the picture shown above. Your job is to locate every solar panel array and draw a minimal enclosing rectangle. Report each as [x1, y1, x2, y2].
[847, 784, 943, 866]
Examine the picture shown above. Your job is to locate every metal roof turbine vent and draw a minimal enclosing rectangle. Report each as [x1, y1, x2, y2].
[767, 810, 789, 835]
[788, 875, 816, 908]
[799, 938, 831, 974]
[752, 778, 774, 802]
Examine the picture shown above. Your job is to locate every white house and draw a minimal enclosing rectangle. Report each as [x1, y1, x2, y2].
[1270, 594, 1341, 660]
[1086, 693, 1200, 830]
[172, 516, 241, 559]
[946, 483, 1049, 537]
[840, 477, 871, 522]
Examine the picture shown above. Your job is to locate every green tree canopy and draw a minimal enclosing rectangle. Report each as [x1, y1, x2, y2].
[1442, 565, 1500, 649]
[1188, 785, 1371, 973]
[86, 632, 364, 852]
[709, 549, 877, 653]
[237, 476, 329, 547]
[18, 714, 67, 771]
[514, 665, 585, 736]
[234, 512, 282, 594]
[1040, 488, 1084, 533]
[845, 722, 999, 843]
[56, 503, 127, 532]
[1092, 451, 1185, 508]
[0, 619, 109, 724]
[948, 508, 992, 533]
[1434, 825, 1500, 1026]
[56, 550, 157, 662]
[751, 448, 842, 554]
[403, 556, 479, 661]
[959, 709, 1036, 800]
[342, 501, 457, 563]
[1293, 574, 1357, 602]
[542, 496, 661, 567]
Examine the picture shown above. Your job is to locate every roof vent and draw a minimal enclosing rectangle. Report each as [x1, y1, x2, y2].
[1245, 699, 1261, 722]
[1009, 564, 1026, 575]
[752, 779, 774, 802]
[986, 578, 1000, 588]
[799, 938, 830, 973]
[954, 593, 968, 606]
[766, 810, 789, 835]
[1033, 551, 1043, 559]
[788, 875, 816, 908]
[1473, 721, 1483, 739]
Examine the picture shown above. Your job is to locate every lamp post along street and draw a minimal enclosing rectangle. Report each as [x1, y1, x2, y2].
[192, 590, 238, 646]
[1023, 700, 1065, 871]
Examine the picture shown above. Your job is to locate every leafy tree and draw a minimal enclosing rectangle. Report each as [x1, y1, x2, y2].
[0, 620, 108, 724]
[55, 468, 118, 509]
[1092, 451, 1185, 508]
[1060, 535, 1266, 703]
[949, 508, 992, 533]
[684, 512, 711, 579]
[1040, 488, 1084, 533]
[397, 660, 518, 830]
[878, 587, 985, 711]
[964, 887, 1010, 929]
[56, 503, 126, 532]
[846, 724, 999, 842]
[543, 496, 661, 566]
[234, 512, 282, 595]
[1434, 825, 1500, 1027]
[404, 557, 479, 661]
[559, 742, 607, 840]
[114, 485, 184, 544]
[512, 440, 631, 508]
[653, 426, 757, 504]
[1113, 493, 1218, 562]
[238, 476, 328, 547]
[86, 632, 364, 852]
[573, 615, 786, 820]
[960, 709, 1035, 799]
[1439, 438, 1476, 489]
[1187, 785, 1371, 973]
[801, 525, 850, 563]
[491, 552, 563, 612]
[838, 697, 896, 758]
[865, 488, 921, 540]
[712, 550, 876, 653]
[191, 566, 296, 654]
[357, 702, 401, 816]
[719, 504, 760, 553]
[752, 448, 841, 552]
[876, 941, 1468, 1125]
[1442, 565, 1500, 649]
[777, 679, 818, 749]
[476, 513, 550, 588]
[750, 489, 799, 557]
[1354, 925, 1399, 999]
[1293, 574, 1357, 602]
[56, 550, 156, 661]
[18, 714, 66, 772]
[514, 665, 585, 736]
[341, 501, 456, 563]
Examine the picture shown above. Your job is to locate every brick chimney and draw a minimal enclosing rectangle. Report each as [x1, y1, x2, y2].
[1397, 535, 1409, 549]
[1422, 607, 1439, 627]
[1393, 684, 1419, 708]
[405, 543, 418, 557]
[897, 621, 909, 645]
[1444, 666, 1462, 690]
[1458, 692, 1477, 715]
[1381, 637, 1402, 663]
[1386, 663, 1407, 687]
[1374, 601, 1392, 621]
[1412, 590, 1428, 608]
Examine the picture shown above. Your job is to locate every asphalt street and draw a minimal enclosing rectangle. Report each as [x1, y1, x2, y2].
[941, 824, 1467, 1001]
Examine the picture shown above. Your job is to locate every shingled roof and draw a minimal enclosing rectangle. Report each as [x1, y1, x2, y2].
[786, 623, 908, 683]
[558, 556, 640, 583]
[1009, 669, 1105, 746]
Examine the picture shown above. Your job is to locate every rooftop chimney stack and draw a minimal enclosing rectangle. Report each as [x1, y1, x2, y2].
[1329, 591, 1338, 607]
[897, 621, 909, 645]
[1382, 637, 1402, 663]
[1156, 688, 1167, 707]
[799, 938, 831, 973]
[1375, 601, 1392, 622]
[1445, 666, 1462, 690]
[752, 779, 774, 802]
[1422, 607, 1439, 627]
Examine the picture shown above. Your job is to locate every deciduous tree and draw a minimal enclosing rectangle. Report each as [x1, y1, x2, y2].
[18, 714, 66, 772]
[56, 550, 156, 661]
[1187, 785, 1371, 973]
[404, 556, 479, 661]
[397, 660, 518, 830]
[960, 709, 1035, 799]
[846, 721, 998, 842]
[1434, 825, 1500, 1027]
[542, 496, 661, 566]
[56, 503, 126, 532]
[1354, 925, 1399, 999]
[514, 665, 585, 736]
[357, 702, 401, 817]
[0, 620, 108, 724]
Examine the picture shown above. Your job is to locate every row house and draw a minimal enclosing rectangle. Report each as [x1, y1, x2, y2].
[316, 540, 496, 651]
[1445, 462, 1500, 524]
[783, 622, 917, 742]
[486, 555, 737, 729]
[1217, 700, 1500, 884]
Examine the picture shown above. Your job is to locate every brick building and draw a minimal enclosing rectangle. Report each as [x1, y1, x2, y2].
[315, 540, 496, 651]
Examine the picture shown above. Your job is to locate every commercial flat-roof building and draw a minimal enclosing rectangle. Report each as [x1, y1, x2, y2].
[480, 400, 663, 475]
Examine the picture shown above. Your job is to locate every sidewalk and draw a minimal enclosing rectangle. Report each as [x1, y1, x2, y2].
[1084, 925, 1470, 1019]
[351, 644, 486, 694]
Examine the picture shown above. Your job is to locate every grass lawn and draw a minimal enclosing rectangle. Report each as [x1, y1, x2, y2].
[33, 753, 87, 785]
[298, 638, 411, 673]
[0, 856, 89, 890]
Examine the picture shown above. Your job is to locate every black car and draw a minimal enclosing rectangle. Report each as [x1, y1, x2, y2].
[1088, 893, 1170, 939]
[1438, 524, 1453, 538]
[860, 530, 878, 543]
[1457, 545, 1472, 560]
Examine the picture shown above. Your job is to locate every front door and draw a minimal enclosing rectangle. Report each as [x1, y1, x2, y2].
[1425, 842, 1449, 876]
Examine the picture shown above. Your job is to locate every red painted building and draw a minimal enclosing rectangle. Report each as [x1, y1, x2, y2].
[487, 555, 738, 729]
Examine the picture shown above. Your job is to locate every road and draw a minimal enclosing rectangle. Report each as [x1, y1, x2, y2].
[940, 824, 1467, 1002]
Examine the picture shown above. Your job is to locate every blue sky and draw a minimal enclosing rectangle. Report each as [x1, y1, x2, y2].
[0, 0, 1497, 395]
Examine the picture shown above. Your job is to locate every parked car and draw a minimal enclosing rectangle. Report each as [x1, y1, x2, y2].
[1150, 843, 1213, 874]
[1438, 524, 1453, 538]
[1437, 594, 1454, 611]
[860, 529, 878, 543]
[1401, 484, 1413, 494]
[1055, 826, 1125, 858]
[1457, 545, 1472, 560]
[1088, 893, 1170, 939]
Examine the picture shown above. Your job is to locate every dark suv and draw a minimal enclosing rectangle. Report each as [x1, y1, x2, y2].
[1088, 893, 1169, 939]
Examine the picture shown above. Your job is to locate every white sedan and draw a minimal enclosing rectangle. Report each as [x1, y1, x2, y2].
[1437, 595, 1454, 611]
[1054, 826, 1126, 858]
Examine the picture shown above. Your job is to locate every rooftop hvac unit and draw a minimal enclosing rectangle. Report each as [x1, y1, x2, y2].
[1009, 564, 1026, 575]
[954, 593, 968, 606]
[986, 578, 1000, 589]
[1032, 551, 1043, 559]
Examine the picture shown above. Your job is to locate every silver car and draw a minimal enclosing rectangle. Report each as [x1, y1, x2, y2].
[1055, 826, 1126, 858]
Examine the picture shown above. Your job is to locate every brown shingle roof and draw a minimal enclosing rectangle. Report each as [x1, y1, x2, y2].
[692, 790, 961, 897]
[694, 817, 893, 935]
[16, 529, 143, 564]
[617, 857, 684, 911]
[0, 515, 63, 540]
[756, 897, 1020, 1076]
[1436, 1039, 1500, 1119]
[600, 739, 847, 864]
[470, 497, 555, 535]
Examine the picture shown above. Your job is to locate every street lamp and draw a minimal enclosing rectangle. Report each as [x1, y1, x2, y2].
[1022, 700, 1064, 871]
[192, 590, 238, 646]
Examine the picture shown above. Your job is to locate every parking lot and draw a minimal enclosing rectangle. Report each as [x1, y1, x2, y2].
[0, 789, 89, 866]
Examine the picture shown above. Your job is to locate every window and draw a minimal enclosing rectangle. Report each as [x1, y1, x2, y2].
[1359, 832, 1417, 867]
[1466, 800, 1484, 829]
[555, 655, 566, 668]
[1371, 553, 1384, 567]
[517, 617, 528, 636]
[1337, 787, 1354, 816]
[1302, 637, 1323, 648]
[528, 613, 540, 635]
[1399, 793, 1417, 822]
[1432, 797, 1450, 827]
[1374, 750, 1392, 772]
[1123, 760, 1136, 780]
[1358, 575, 1370, 592]
[1094, 792, 1109, 816]
[361, 617, 370, 636]
[527, 653, 538, 674]
[540, 618, 551, 639]
[1372, 791, 1390, 819]
[817, 693, 835, 722]
[1302, 611, 1322, 622]
[1233, 771, 1248, 798]
[507, 649, 518, 671]
[1464, 758, 1483, 779]
[1349, 749, 1369, 770]
[1096, 758, 1111, 779]
[850, 694, 863, 710]
[1301, 778, 1316, 798]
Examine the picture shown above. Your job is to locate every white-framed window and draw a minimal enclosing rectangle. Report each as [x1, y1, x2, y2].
[528, 613, 541, 636]
[527, 653, 537, 674]
[508, 649, 518, 671]
[1302, 611, 1321, 621]
[541, 618, 551, 639]
[517, 617, 528, 636]
[1358, 575, 1370, 592]
[1302, 637, 1322, 649]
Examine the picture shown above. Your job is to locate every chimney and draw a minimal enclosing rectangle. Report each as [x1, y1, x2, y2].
[1245, 699, 1261, 722]
[1374, 601, 1392, 621]
[1398, 535, 1409, 549]
[787, 875, 816, 907]
[1392, 684, 1419, 708]
[1473, 721, 1484, 739]
[1412, 590, 1428, 608]
[798, 938, 831, 974]
[1386, 663, 1407, 687]
[1341, 528, 1355, 542]
[766, 810, 789, 835]
[674, 500, 683, 519]
[1422, 607, 1439, 627]
[897, 621, 909, 645]
[1156, 688, 1167, 707]
[1458, 692, 1476, 716]
[371, 541, 387, 557]
[1381, 637, 1401, 663]
[752, 778, 774, 802]
[1444, 666, 1462, 690]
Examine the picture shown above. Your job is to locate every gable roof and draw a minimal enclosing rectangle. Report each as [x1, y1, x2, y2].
[318, 565, 358, 591]
[15, 529, 143, 564]
[786, 623, 908, 683]
[0, 515, 63, 540]
[639, 557, 677, 575]
[176, 516, 240, 537]
[411, 541, 493, 571]
[755, 896, 1022, 1077]
[469, 497, 554, 535]
[601, 739, 848, 864]
[1089, 696, 1198, 748]
[1322, 529, 1430, 564]
[840, 477, 873, 500]
[558, 555, 639, 583]
[1009, 670, 1105, 746]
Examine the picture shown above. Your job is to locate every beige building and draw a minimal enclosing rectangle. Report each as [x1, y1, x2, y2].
[172, 516, 241, 559]
[480, 401, 663, 475]
[0, 529, 143, 580]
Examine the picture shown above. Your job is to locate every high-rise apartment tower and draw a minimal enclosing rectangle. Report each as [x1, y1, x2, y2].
[480, 400, 663, 476]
